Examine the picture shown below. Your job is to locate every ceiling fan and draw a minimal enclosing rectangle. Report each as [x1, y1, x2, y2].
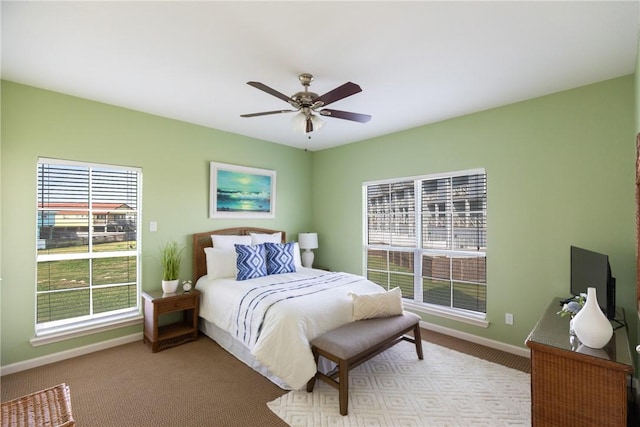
[240, 73, 371, 133]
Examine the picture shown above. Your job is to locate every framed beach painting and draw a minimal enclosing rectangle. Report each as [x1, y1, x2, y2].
[209, 162, 276, 219]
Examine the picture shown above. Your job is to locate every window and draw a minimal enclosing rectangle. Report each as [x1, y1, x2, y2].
[364, 169, 487, 317]
[36, 158, 141, 335]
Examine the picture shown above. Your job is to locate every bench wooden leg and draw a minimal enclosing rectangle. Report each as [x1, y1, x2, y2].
[307, 349, 320, 392]
[414, 324, 424, 360]
[338, 359, 349, 416]
[306, 375, 316, 392]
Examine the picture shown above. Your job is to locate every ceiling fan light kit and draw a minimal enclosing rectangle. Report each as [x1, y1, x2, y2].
[241, 73, 371, 134]
[292, 111, 324, 134]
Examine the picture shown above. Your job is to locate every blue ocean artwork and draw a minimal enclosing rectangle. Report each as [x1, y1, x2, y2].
[216, 169, 272, 213]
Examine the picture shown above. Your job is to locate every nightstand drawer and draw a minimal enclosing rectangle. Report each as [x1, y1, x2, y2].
[157, 296, 196, 313]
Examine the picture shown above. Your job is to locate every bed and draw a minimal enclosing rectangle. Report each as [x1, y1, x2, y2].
[192, 227, 387, 390]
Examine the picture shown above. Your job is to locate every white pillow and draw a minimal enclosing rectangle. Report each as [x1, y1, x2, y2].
[292, 242, 302, 269]
[250, 232, 282, 245]
[204, 247, 237, 279]
[211, 235, 251, 250]
[351, 287, 403, 320]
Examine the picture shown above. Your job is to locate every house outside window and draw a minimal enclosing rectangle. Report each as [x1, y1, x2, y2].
[36, 158, 141, 335]
[363, 169, 487, 319]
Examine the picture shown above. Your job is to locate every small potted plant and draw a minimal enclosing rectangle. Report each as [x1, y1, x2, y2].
[160, 240, 183, 293]
[557, 293, 586, 318]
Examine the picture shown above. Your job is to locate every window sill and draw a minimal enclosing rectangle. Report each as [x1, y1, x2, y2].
[31, 314, 143, 347]
[403, 301, 489, 328]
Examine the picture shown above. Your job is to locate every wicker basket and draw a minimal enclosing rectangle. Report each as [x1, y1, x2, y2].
[1, 383, 75, 427]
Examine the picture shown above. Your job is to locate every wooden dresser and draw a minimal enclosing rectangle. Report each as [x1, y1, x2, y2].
[526, 298, 634, 427]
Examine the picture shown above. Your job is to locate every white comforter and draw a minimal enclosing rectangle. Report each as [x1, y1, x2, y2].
[196, 268, 384, 390]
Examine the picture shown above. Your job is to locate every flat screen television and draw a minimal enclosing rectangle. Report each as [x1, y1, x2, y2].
[570, 245, 616, 319]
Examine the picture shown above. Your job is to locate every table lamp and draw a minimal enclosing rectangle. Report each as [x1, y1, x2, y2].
[298, 233, 318, 268]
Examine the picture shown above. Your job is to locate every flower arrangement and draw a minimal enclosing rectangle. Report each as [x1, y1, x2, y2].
[557, 293, 586, 317]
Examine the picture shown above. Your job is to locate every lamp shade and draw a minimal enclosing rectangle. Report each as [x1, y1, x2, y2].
[292, 112, 324, 134]
[310, 114, 325, 131]
[298, 233, 318, 250]
[291, 112, 306, 132]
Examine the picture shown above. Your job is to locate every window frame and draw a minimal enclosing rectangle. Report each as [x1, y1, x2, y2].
[363, 168, 487, 324]
[35, 157, 142, 338]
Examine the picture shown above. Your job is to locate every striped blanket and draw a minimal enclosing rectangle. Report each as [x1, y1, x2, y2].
[233, 272, 362, 348]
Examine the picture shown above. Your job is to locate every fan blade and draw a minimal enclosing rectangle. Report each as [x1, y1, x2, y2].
[240, 109, 296, 118]
[316, 82, 362, 107]
[319, 109, 371, 123]
[247, 81, 298, 107]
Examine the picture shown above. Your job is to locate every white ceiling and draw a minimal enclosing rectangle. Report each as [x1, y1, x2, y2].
[2, 1, 639, 151]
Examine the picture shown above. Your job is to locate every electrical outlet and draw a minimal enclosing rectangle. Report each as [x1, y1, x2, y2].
[150, 221, 157, 232]
[505, 313, 514, 325]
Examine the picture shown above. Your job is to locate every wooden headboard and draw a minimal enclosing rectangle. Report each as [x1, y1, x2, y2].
[192, 227, 286, 282]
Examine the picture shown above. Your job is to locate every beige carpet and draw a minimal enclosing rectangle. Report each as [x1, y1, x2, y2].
[268, 340, 531, 427]
[1, 330, 529, 426]
[1, 337, 289, 427]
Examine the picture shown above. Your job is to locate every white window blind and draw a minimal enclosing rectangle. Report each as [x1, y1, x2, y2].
[364, 169, 487, 315]
[36, 158, 141, 333]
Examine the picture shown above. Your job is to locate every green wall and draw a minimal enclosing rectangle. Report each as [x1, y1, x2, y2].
[637, 31, 640, 134]
[0, 81, 313, 365]
[635, 32, 640, 363]
[1, 75, 636, 368]
[312, 76, 637, 352]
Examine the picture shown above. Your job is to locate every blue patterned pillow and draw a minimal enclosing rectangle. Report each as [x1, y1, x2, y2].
[265, 242, 296, 275]
[235, 244, 267, 281]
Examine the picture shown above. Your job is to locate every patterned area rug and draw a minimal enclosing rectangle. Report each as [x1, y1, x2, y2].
[267, 340, 530, 426]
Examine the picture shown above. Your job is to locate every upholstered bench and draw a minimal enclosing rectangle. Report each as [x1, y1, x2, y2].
[306, 312, 423, 415]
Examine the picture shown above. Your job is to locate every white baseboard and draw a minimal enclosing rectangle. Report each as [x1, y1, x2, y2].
[1, 333, 143, 376]
[420, 320, 531, 359]
[0, 320, 531, 376]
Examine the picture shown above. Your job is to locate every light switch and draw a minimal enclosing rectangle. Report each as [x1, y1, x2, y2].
[150, 221, 157, 232]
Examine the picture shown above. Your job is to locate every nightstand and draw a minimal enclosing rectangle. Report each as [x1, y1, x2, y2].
[142, 289, 200, 352]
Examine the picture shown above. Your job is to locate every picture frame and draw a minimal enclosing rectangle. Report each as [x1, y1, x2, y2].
[209, 162, 276, 219]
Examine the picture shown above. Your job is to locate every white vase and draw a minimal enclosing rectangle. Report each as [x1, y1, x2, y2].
[572, 287, 613, 349]
[161, 279, 179, 294]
